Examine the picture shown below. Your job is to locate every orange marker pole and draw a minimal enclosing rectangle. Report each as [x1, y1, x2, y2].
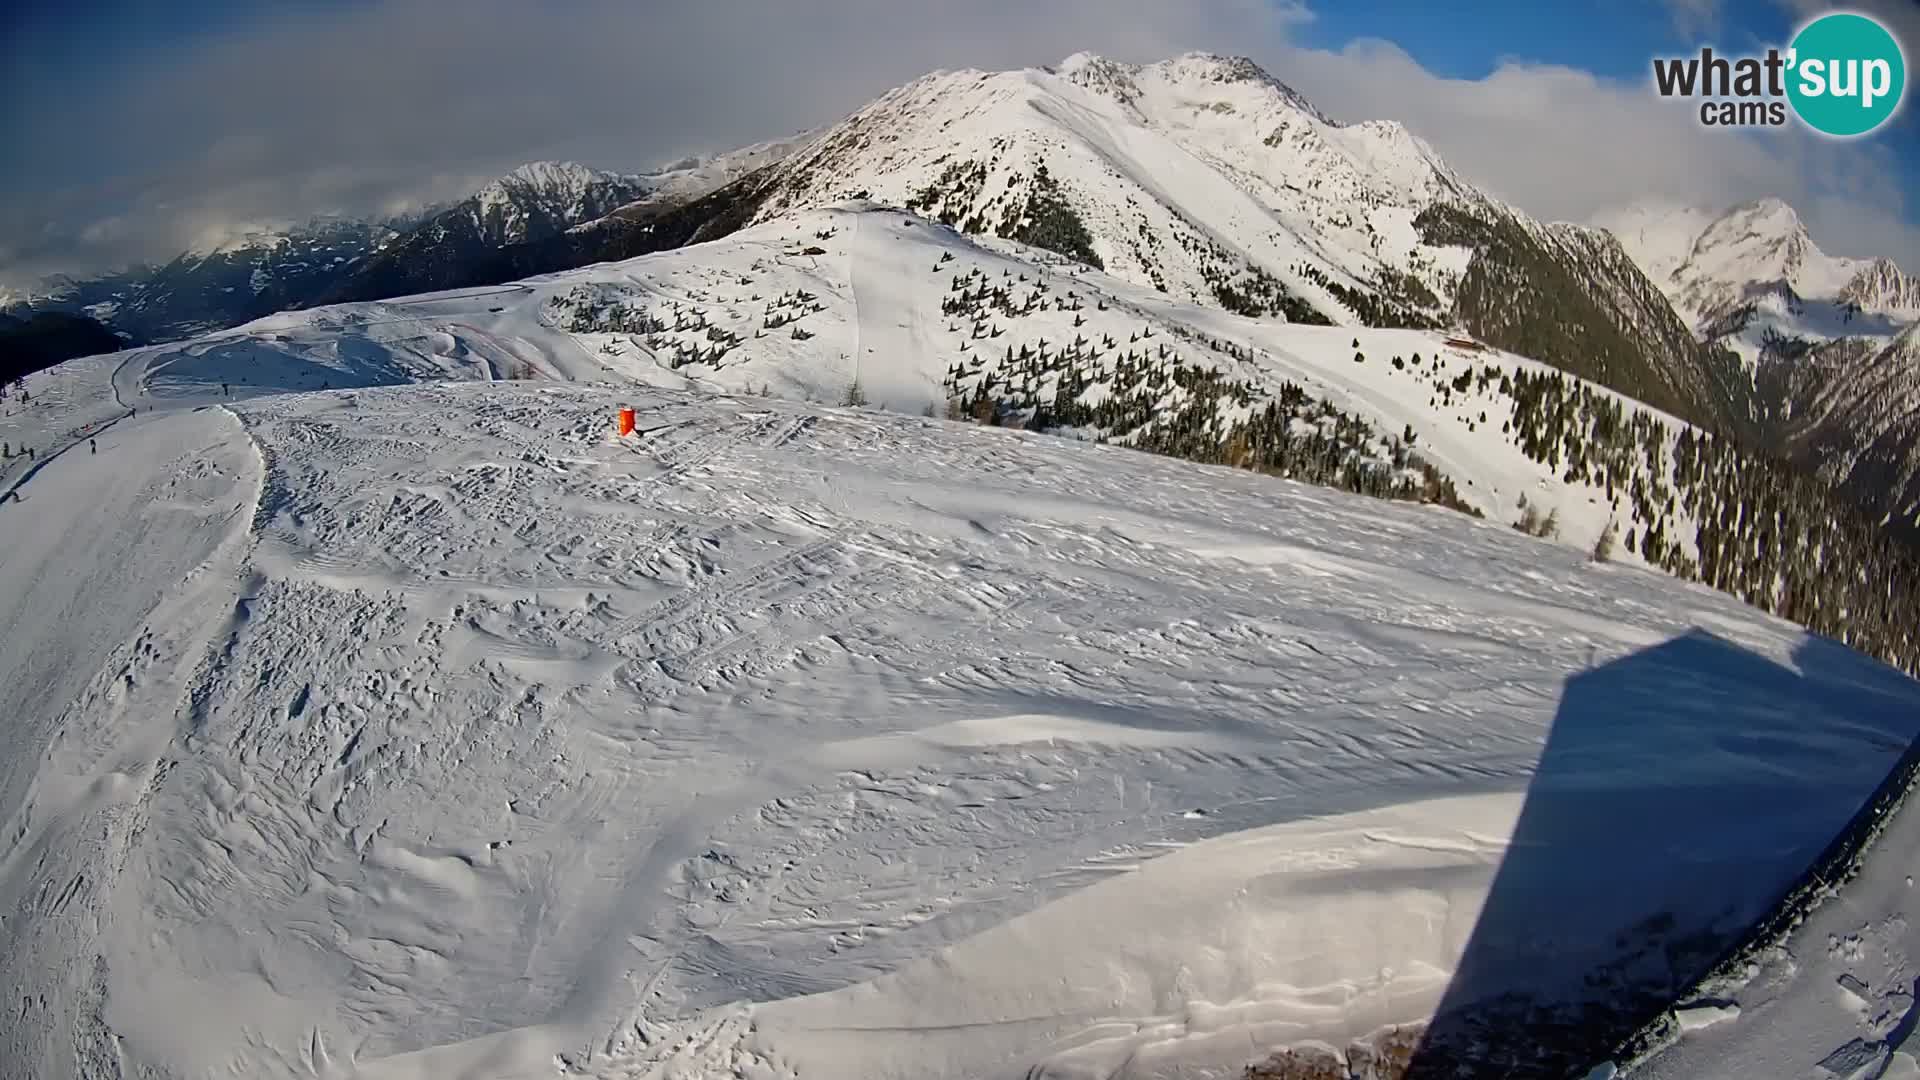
[617, 407, 636, 436]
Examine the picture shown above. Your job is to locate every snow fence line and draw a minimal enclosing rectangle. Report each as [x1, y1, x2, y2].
[1608, 726, 1920, 1072]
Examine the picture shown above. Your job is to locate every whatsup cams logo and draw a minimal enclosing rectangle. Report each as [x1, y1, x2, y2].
[1653, 10, 1907, 136]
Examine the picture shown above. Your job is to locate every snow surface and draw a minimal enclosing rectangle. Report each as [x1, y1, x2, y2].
[1639, 754, 1920, 1080]
[5, 203, 1920, 1079]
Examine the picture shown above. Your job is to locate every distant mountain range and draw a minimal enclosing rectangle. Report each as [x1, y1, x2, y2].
[1600, 198, 1920, 532]
[1, 142, 812, 347]
[313, 162, 659, 303]
[9, 51, 1920, 534]
[5, 56, 1752, 437]
[4, 217, 403, 344]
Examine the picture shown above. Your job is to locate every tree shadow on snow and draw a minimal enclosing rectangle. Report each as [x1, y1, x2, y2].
[1400, 629, 1920, 1079]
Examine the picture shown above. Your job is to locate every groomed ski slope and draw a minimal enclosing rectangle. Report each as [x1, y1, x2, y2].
[3, 348, 1919, 1078]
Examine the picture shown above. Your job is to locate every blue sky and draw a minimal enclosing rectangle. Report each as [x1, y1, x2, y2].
[2, 0, 1916, 286]
[1299, 1, 1695, 77]
[1304, 1, 1757, 74]
[1296, 0, 1919, 211]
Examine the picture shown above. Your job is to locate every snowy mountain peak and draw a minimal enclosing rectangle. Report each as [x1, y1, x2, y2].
[1726, 195, 1804, 232]
[1050, 51, 1331, 124]
[1841, 256, 1920, 314]
[1598, 194, 1920, 525]
[506, 160, 598, 184]
[478, 161, 642, 206]
[1054, 51, 1143, 100]
[1600, 195, 1899, 331]
[1692, 197, 1814, 281]
[461, 161, 655, 248]
[1151, 51, 1286, 87]
[1145, 51, 1332, 123]
[175, 222, 311, 260]
[741, 49, 1479, 329]
[1054, 50, 1117, 76]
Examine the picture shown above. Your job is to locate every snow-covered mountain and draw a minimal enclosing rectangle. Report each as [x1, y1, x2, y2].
[1843, 255, 1920, 313]
[1607, 199, 1855, 322]
[751, 50, 1478, 315]
[1599, 197, 1919, 362]
[0, 151, 816, 349]
[325, 146, 814, 305]
[321, 162, 659, 302]
[14, 55, 1745, 434]
[1600, 198, 1920, 532]
[536, 53, 1744, 432]
[465, 161, 654, 246]
[5, 242, 1919, 1077]
[1757, 324, 1920, 532]
[614, 131, 820, 211]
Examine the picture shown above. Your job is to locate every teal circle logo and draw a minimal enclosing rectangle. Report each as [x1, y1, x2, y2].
[1787, 12, 1906, 137]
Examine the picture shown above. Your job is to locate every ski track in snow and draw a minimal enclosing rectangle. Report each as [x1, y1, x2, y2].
[1, 366, 1916, 1079]
[0, 399, 264, 1079]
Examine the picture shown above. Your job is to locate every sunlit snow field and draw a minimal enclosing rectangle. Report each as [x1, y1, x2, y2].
[2, 211, 1918, 1080]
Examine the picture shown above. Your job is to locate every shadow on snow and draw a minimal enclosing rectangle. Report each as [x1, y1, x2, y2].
[1402, 628, 1920, 1078]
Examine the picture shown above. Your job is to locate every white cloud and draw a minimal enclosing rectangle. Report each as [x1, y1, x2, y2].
[1667, 0, 1725, 37]
[0, 0, 1913, 288]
